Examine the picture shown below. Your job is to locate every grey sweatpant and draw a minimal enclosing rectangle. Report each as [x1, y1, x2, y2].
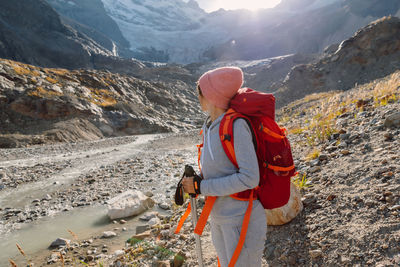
[210, 202, 267, 267]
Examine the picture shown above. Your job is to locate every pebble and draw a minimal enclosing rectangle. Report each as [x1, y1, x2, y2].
[144, 191, 154, 197]
[102, 231, 117, 238]
[341, 149, 350, 155]
[148, 217, 161, 226]
[136, 225, 150, 234]
[318, 154, 329, 161]
[309, 249, 323, 258]
[140, 212, 158, 221]
[158, 202, 170, 210]
[390, 205, 400, 210]
[384, 132, 394, 141]
[310, 166, 321, 173]
[114, 250, 125, 256]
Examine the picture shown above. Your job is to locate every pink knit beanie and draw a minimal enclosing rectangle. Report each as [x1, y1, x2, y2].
[198, 67, 243, 109]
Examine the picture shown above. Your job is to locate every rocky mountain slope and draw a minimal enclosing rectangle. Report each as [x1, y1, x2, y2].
[0, 58, 200, 148]
[274, 16, 400, 108]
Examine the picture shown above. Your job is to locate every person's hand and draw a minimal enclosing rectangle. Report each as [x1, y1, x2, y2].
[182, 177, 195, 194]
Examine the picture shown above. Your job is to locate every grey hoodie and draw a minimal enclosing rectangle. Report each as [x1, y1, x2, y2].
[199, 113, 264, 224]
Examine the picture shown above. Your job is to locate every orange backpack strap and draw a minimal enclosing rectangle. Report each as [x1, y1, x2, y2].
[194, 196, 217, 235]
[219, 108, 245, 168]
[229, 190, 254, 267]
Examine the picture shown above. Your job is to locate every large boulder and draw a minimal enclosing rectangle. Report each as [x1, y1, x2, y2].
[107, 190, 155, 220]
[265, 183, 303, 226]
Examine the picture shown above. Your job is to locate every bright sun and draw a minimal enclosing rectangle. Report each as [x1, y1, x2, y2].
[206, 0, 282, 11]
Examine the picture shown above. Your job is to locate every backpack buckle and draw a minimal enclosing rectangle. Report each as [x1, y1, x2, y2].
[223, 134, 231, 141]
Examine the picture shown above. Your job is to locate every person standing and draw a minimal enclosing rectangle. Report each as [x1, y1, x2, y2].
[182, 67, 267, 266]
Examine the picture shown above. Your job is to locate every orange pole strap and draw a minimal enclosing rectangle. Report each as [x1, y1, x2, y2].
[175, 203, 191, 234]
[228, 190, 254, 267]
[194, 196, 217, 235]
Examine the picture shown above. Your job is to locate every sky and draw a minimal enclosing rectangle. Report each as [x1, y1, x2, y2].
[191, 0, 282, 12]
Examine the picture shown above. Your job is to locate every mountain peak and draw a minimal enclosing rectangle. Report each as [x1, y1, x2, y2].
[186, 0, 202, 10]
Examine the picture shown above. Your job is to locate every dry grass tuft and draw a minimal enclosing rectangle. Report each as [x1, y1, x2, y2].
[46, 68, 69, 76]
[45, 76, 58, 84]
[12, 65, 31, 76]
[9, 259, 18, 267]
[27, 86, 63, 98]
[16, 243, 26, 257]
[306, 149, 320, 161]
[67, 229, 78, 240]
[89, 88, 118, 107]
[59, 252, 65, 267]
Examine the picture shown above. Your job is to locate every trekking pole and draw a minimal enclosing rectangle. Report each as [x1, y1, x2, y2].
[184, 165, 204, 267]
[190, 196, 204, 267]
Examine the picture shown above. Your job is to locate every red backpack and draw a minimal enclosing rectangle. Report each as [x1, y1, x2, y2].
[176, 88, 296, 267]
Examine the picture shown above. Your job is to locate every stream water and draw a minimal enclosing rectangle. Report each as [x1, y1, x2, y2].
[0, 134, 165, 266]
[0, 204, 155, 266]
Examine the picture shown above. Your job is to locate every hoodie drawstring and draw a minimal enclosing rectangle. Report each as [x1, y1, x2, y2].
[207, 128, 215, 161]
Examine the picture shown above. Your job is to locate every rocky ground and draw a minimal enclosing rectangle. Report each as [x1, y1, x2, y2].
[2, 71, 400, 267]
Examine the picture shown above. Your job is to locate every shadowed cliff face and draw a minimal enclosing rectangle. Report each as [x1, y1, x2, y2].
[0, 58, 201, 147]
[0, 0, 117, 69]
[45, 0, 134, 58]
[274, 16, 400, 108]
